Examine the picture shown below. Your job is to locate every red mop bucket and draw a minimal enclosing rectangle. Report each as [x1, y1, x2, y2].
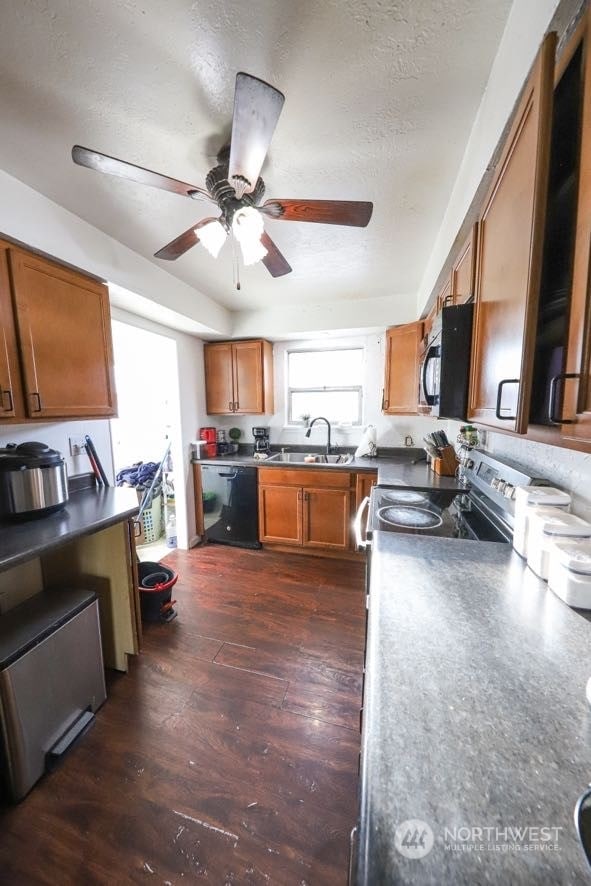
[138, 561, 178, 623]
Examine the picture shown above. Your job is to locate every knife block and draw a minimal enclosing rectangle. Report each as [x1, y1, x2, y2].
[431, 445, 458, 477]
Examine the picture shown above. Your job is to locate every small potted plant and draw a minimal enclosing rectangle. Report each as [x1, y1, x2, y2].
[228, 427, 241, 454]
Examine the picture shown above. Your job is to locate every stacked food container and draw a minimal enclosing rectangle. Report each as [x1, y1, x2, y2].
[513, 485, 591, 608]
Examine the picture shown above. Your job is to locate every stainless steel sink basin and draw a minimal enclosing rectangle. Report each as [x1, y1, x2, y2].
[266, 452, 353, 465]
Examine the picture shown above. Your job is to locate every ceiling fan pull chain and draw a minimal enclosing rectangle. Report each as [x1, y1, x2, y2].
[231, 232, 241, 291]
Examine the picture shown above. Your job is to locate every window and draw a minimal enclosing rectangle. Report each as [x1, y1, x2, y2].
[286, 348, 364, 425]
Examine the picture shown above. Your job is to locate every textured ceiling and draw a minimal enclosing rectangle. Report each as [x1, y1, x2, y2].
[0, 0, 512, 312]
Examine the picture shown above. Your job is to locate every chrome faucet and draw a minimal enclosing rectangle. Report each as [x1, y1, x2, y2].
[305, 416, 332, 455]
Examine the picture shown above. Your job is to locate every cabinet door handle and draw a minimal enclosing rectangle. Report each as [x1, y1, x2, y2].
[304, 491, 309, 501]
[228, 401, 234, 412]
[30, 391, 42, 413]
[495, 379, 519, 420]
[2, 388, 13, 413]
[234, 401, 239, 411]
[548, 372, 579, 425]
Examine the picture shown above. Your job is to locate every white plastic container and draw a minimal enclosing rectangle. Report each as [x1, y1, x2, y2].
[527, 507, 591, 580]
[190, 440, 207, 460]
[513, 486, 571, 558]
[548, 538, 591, 609]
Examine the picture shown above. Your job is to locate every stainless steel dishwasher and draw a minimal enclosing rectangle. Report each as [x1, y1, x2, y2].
[200, 464, 261, 549]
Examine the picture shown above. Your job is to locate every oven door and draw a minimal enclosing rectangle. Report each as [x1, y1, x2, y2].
[418, 339, 441, 414]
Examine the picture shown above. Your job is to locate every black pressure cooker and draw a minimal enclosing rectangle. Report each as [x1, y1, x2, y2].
[0, 442, 69, 520]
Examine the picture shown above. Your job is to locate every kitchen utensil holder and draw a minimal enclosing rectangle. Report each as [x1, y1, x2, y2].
[432, 446, 458, 477]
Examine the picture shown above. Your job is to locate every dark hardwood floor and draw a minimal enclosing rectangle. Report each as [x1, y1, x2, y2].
[0, 545, 365, 885]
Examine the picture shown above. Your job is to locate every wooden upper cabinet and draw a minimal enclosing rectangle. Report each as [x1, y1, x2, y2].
[383, 320, 423, 415]
[468, 33, 556, 434]
[204, 342, 234, 413]
[451, 226, 477, 305]
[437, 277, 452, 312]
[0, 246, 24, 419]
[233, 340, 265, 414]
[204, 339, 274, 415]
[1, 245, 116, 421]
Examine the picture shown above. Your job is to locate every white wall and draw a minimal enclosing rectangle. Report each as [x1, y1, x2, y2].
[0, 418, 114, 481]
[111, 306, 207, 548]
[0, 168, 230, 336]
[213, 333, 446, 451]
[416, 0, 561, 313]
[448, 420, 591, 521]
[232, 295, 417, 340]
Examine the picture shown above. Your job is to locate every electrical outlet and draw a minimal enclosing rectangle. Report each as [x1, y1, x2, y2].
[69, 436, 86, 457]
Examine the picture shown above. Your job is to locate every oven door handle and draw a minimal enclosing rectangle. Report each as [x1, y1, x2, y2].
[354, 496, 370, 549]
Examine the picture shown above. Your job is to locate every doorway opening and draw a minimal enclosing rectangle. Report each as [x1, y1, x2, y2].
[110, 320, 183, 559]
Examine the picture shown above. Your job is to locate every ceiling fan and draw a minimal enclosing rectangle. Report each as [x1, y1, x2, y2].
[72, 72, 373, 284]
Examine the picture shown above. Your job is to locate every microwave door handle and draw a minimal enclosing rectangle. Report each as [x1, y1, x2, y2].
[421, 345, 439, 405]
[354, 496, 371, 549]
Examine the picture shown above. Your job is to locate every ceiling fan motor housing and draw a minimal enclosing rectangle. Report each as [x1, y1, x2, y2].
[206, 162, 265, 227]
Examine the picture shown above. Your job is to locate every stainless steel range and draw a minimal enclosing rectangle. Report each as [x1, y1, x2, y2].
[356, 450, 546, 547]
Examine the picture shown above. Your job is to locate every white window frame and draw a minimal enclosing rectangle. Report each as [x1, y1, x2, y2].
[285, 347, 364, 426]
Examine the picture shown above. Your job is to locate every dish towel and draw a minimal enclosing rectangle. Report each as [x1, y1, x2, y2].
[355, 425, 377, 458]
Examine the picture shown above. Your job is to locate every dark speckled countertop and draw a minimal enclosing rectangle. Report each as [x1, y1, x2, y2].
[192, 449, 464, 491]
[0, 486, 139, 573]
[357, 532, 591, 884]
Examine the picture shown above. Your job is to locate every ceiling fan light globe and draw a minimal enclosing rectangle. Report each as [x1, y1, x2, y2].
[232, 206, 264, 241]
[198, 220, 227, 258]
[240, 239, 268, 266]
[232, 207, 267, 265]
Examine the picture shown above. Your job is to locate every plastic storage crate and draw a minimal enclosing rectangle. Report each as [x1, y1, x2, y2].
[136, 492, 162, 545]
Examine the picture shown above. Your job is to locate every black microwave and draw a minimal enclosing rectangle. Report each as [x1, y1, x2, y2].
[418, 303, 474, 419]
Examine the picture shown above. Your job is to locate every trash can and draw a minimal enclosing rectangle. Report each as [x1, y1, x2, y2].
[0, 587, 106, 801]
[137, 562, 178, 623]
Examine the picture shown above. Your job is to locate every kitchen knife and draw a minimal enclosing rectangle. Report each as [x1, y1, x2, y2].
[423, 438, 439, 458]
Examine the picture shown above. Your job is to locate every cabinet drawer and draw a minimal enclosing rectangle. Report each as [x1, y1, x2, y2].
[257, 467, 352, 488]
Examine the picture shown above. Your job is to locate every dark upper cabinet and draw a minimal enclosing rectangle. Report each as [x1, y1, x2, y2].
[537, 8, 591, 445]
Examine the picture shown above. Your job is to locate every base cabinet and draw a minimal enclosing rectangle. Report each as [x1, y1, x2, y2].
[303, 488, 351, 550]
[258, 467, 353, 552]
[259, 484, 302, 545]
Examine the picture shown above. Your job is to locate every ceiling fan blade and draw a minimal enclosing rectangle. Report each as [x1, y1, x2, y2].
[260, 232, 292, 277]
[259, 199, 373, 227]
[72, 145, 210, 200]
[228, 73, 285, 196]
[154, 217, 219, 260]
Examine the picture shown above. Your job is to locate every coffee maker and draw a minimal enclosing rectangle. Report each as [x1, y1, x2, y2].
[252, 426, 270, 455]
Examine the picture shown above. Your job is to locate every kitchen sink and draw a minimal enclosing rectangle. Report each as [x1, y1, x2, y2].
[266, 452, 354, 465]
